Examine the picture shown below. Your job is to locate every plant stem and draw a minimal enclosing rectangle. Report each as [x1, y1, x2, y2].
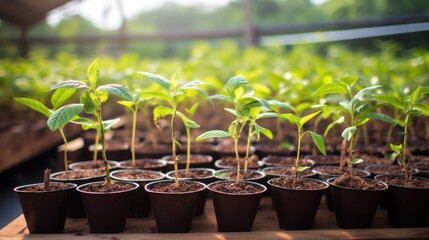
[93, 127, 100, 163]
[143, 107, 158, 148]
[348, 136, 354, 176]
[171, 107, 179, 187]
[234, 114, 241, 183]
[59, 127, 69, 180]
[131, 108, 137, 168]
[363, 124, 369, 151]
[312, 116, 321, 156]
[185, 126, 191, 174]
[402, 114, 410, 179]
[244, 123, 253, 174]
[44, 168, 51, 190]
[97, 106, 112, 190]
[294, 131, 302, 183]
[340, 138, 347, 172]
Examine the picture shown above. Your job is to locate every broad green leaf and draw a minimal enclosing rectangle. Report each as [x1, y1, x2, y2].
[295, 102, 312, 113]
[80, 91, 96, 114]
[363, 113, 397, 125]
[170, 71, 180, 90]
[341, 126, 357, 141]
[390, 143, 402, 153]
[138, 72, 171, 91]
[103, 118, 120, 131]
[51, 80, 89, 90]
[312, 83, 348, 97]
[71, 117, 95, 126]
[224, 108, 240, 117]
[299, 111, 321, 127]
[140, 91, 170, 102]
[177, 111, 200, 128]
[373, 95, 405, 110]
[391, 151, 401, 162]
[339, 101, 351, 115]
[258, 112, 278, 118]
[255, 123, 273, 140]
[324, 116, 345, 136]
[355, 118, 370, 127]
[354, 85, 381, 101]
[182, 80, 209, 89]
[415, 103, 429, 116]
[308, 131, 326, 156]
[267, 100, 295, 111]
[339, 76, 358, 87]
[278, 113, 300, 126]
[209, 94, 231, 102]
[196, 130, 230, 141]
[410, 86, 422, 105]
[51, 88, 76, 109]
[228, 123, 237, 137]
[87, 58, 99, 88]
[294, 166, 310, 173]
[95, 90, 108, 103]
[47, 104, 84, 131]
[185, 103, 199, 116]
[117, 100, 135, 109]
[234, 87, 245, 100]
[14, 98, 51, 118]
[153, 106, 174, 128]
[351, 158, 364, 164]
[226, 76, 250, 98]
[97, 84, 132, 101]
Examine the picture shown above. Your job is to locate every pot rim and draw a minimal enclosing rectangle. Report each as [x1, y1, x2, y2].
[110, 169, 165, 182]
[364, 163, 419, 175]
[327, 177, 388, 192]
[214, 168, 266, 180]
[207, 180, 267, 195]
[268, 177, 329, 191]
[313, 166, 370, 178]
[165, 168, 215, 180]
[144, 179, 206, 195]
[261, 156, 316, 166]
[262, 166, 316, 178]
[69, 160, 120, 170]
[50, 170, 104, 181]
[14, 182, 77, 193]
[374, 174, 429, 189]
[76, 181, 139, 194]
[161, 154, 213, 164]
[214, 158, 263, 169]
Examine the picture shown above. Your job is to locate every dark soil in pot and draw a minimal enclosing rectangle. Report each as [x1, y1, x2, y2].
[268, 177, 328, 230]
[50, 170, 104, 218]
[375, 175, 429, 227]
[208, 180, 266, 232]
[410, 157, 429, 179]
[119, 159, 167, 172]
[214, 156, 262, 169]
[110, 169, 165, 218]
[328, 174, 388, 229]
[261, 156, 315, 168]
[14, 182, 76, 233]
[365, 164, 418, 178]
[68, 160, 120, 171]
[77, 181, 139, 233]
[88, 140, 130, 161]
[163, 154, 213, 171]
[166, 168, 215, 216]
[262, 166, 316, 196]
[135, 143, 172, 159]
[145, 180, 206, 233]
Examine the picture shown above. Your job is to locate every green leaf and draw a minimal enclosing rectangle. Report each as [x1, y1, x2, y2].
[209, 94, 231, 102]
[234, 87, 245, 100]
[354, 85, 381, 101]
[278, 113, 300, 126]
[97, 84, 132, 101]
[363, 113, 397, 125]
[373, 95, 405, 110]
[182, 80, 209, 89]
[312, 83, 348, 97]
[51, 80, 89, 90]
[87, 58, 99, 88]
[415, 103, 429, 116]
[138, 72, 171, 91]
[351, 158, 364, 165]
[391, 151, 401, 162]
[47, 104, 84, 131]
[80, 91, 96, 114]
[14, 98, 51, 118]
[341, 127, 357, 141]
[267, 100, 295, 111]
[153, 106, 174, 128]
[299, 111, 321, 127]
[390, 143, 402, 153]
[294, 166, 310, 173]
[255, 124, 273, 140]
[185, 103, 199, 116]
[226, 76, 250, 98]
[51, 88, 76, 109]
[324, 116, 345, 136]
[71, 117, 95, 126]
[102, 118, 120, 131]
[410, 86, 422, 105]
[308, 131, 326, 156]
[228, 123, 237, 137]
[196, 130, 230, 141]
[140, 91, 170, 102]
[118, 100, 135, 109]
[177, 111, 200, 128]
[258, 112, 278, 118]
[170, 70, 180, 90]
[339, 76, 358, 87]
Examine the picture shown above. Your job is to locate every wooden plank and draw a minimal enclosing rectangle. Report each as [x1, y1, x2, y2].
[1, 197, 428, 239]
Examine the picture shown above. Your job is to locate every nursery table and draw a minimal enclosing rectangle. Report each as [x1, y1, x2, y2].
[1, 197, 428, 239]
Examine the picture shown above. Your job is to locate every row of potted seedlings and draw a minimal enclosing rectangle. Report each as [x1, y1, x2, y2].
[13, 59, 429, 234]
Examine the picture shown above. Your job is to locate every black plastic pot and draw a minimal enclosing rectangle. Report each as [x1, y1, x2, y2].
[375, 175, 429, 228]
[77, 181, 139, 233]
[118, 159, 167, 172]
[14, 182, 76, 233]
[268, 178, 328, 230]
[68, 160, 120, 171]
[261, 156, 315, 168]
[50, 170, 104, 218]
[208, 180, 266, 232]
[145, 180, 206, 233]
[327, 177, 387, 229]
[214, 169, 266, 187]
[110, 169, 165, 218]
[162, 154, 213, 172]
[166, 168, 215, 216]
[262, 166, 316, 196]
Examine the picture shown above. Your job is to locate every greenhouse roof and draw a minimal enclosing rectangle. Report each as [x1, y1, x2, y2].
[0, 0, 74, 28]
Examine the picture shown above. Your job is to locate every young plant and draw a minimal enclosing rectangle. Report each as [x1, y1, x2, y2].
[48, 58, 132, 190]
[277, 111, 326, 182]
[117, 91, 152, 168]
[196, 76, 271, 183]
[14, 87, 82, 179]
[376, 86, 429, 179]
[313, 76, 396, 175]
[138, 70, 208, 186]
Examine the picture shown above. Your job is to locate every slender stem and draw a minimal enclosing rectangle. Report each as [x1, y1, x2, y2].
[97, 105, 112, 190]
[244, 123, 253, 174]
[294, 131, 302, 183]
[185, 126, 191, 174]
[312, 116, 321, 156]
[59, 127, 69, 179]
[340, 138, 347, 172]
[363, 124, 369, 150]
[143, 107, 158, 148]
[44, 168, 51, 190]
[93, 127, 100, 163]
[171, 107, 179, 187]
[402, 114, 410, 179]
[131, 108, 137, 168]
[234, 115, 241, 183]
[348, 136, 354, 176]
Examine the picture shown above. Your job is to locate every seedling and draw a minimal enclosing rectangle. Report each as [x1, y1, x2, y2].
[376, 86, 429, 179]
[14, 87, 82, 179]
[196, 76, 272, 182]
[48, 58, 132, 190]
[313, 76, 395, 175]
[138, 70, 208, 186]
